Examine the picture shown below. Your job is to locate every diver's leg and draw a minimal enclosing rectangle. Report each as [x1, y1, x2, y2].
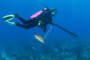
[15, 23, 30, 29]
[15, 20, 38, 29]
[14, 14, 27, 24]
[16, 17, 27, 24]
[15, 18, 39, 29]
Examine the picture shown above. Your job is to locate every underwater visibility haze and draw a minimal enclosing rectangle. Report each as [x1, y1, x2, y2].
[0, 0, 90, 60]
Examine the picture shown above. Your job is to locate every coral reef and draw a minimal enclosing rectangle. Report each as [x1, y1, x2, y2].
[0, 40, 90, 60]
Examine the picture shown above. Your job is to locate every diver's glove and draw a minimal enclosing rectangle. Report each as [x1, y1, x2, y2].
[43, 26, 46, 32]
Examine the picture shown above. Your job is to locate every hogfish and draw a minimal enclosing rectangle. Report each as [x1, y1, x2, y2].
[34, 35, 44, 43]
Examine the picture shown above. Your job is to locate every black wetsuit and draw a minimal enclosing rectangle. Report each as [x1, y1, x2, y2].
[16, 8, 52, 32]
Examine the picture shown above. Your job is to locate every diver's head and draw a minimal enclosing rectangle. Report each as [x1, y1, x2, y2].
[51, 8, 57, 16]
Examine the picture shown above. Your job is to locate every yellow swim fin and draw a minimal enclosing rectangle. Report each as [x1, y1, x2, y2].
[2, 14, 15, 22]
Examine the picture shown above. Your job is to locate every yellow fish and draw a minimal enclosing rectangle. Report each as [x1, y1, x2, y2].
[34, 35, 44, 43]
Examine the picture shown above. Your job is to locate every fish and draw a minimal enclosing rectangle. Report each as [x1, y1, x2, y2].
[34, 34, 44, 43]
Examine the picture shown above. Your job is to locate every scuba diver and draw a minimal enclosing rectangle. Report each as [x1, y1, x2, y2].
[16, 8, 56, 32]
[2, 5, 78, 37]
[2, 7, 56, 32]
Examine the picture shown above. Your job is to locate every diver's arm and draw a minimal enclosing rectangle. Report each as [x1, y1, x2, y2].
[43, 25, 47, 32]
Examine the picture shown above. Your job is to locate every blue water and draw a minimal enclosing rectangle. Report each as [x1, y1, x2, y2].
[0, 0, 90, 60]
